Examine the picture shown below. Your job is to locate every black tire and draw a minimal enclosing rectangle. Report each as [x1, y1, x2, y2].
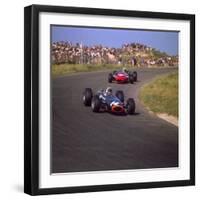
[83, 88, 93, 106]
[115, 90, 124, 103]
[133, 71, 137, 82]
[129, 74, 134, 84]
[126, 98, 135, 114]
[108, 73, 113, 83]
[91, 95, 101, 112]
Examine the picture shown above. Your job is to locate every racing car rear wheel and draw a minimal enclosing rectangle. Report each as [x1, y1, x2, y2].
[91, 95, 101, 112]
[108, 73, 113, 83]
[129, 74, 134, 84]
[126, 98, 135, 114]
[133, 71, 137, 82]
[115, 90, 124, 103]
[83, 88, 93, 106]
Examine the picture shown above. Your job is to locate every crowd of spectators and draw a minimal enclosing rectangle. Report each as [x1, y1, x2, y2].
[51, 41, 178, 67]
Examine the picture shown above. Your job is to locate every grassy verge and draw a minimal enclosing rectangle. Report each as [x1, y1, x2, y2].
[52, 63, 135, 77]
[139, 72, 178, 117]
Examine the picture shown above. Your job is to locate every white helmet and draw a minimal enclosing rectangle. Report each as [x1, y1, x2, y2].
[123, 67, 127, 72]
[105, 87, 112, 95]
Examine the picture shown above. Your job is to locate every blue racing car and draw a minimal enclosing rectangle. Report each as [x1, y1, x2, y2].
[83, 87, 135, 114]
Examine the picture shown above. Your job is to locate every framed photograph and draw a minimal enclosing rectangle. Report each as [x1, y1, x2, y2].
[24, 4, 195, 195]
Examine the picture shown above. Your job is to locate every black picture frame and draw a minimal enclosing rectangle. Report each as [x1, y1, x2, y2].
[24, 4, 195, 196]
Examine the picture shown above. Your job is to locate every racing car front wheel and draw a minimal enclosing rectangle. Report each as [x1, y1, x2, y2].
[83, 88, 93, 106]
[126, 98, 135, 114]
[115, 90, 124, 103]
[91, 95, 101, 112]
[108, 73, 113, 83]
[129, 75, 134, 84]
[133, 71, 137, 82]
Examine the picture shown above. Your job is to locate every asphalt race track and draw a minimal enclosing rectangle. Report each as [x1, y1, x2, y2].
[52, 67, 178, 173]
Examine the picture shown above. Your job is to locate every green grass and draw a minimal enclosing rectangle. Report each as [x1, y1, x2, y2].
[52, 63, 136, 77]
[139, 72, 178, 117]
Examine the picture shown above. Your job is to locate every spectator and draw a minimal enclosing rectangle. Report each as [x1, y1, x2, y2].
[51, 41, 178, 67]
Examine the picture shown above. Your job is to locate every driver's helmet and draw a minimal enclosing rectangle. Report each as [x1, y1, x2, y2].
[105, 87, 113, 96]
[122, 67, 127, 73]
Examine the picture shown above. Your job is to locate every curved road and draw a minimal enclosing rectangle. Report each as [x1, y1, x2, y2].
[52, 68, 178, 173]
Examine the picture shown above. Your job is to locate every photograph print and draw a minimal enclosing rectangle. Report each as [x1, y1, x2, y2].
[51, 26, 179, 174]
[24, 5, 195, 195]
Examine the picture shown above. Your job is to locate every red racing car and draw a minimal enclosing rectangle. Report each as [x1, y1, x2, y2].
[108, 69, 137, 84]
